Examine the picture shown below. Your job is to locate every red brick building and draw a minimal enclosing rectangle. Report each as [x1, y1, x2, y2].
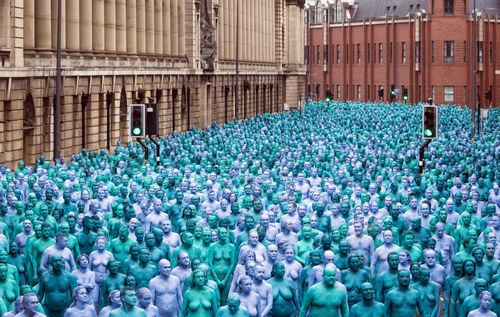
[305, 0, 500, 107]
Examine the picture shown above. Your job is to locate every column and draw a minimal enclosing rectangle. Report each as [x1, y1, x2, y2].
[178, 0, 185, 54]
[241, 0, 247, 61]
[66, 0, 79, 51]
[145, 0, 154, 54]
[35, 0, 51, 49]
[239, 0, 244, 60]
[154, 0, 163, 54]
[80, 0, 92, 51]
[249, 0, 254, 61]
[170, 0, 178, 55]
[267, 1, 272, 62]
[136, 0, 146, 54]
[259, 0, 264, 62]
[105, 0, 116, 53]
[92, 0, 105, 51]
[116, 0, 127, 53]
[163, 0, 171, 54]
[223, 0, 228, 59]
[228, 0, 233, 59]
[51, 0, 65, 49]
[126, 0, 137, 54]
[24, 0, 35, 49]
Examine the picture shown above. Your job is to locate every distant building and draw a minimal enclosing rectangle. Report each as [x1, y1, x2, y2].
[0, 0, 306, 166]
[305, 0, 500, 106]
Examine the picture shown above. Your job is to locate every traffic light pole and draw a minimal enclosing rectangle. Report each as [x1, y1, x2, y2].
[137, 139, 148, 164]
[419, 139, 431, 174]
[149, 136, 161, 166]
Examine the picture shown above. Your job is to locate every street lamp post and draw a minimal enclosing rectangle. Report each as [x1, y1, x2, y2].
[235, 0, 240, 120]
[305, 0, 315, 100]
[54, 0, 62, 161]
[471, 0, 478, 140]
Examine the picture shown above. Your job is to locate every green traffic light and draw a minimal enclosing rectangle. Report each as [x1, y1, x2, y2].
[424, 129, 433, 137]
[132, 127, 142, 136]
[403, 96, 408, 100]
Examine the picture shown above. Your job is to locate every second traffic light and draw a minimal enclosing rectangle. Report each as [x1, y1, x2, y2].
[129, 104, 146, 138]
[422, 105, 438, 139]
[402, 86, 408, 101]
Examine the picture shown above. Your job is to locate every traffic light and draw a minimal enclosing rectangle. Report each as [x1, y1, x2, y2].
[402, 86, 408, 102]
[325, 88, 333, 103]
[129, 104, 145, 138]
[378, 88, 384, 99]
[390, 85, 397, 102]
[485, 90, 492, 101]
[422, 105, 438, 139]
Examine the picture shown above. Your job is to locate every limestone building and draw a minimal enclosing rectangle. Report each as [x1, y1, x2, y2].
[0, 0, 306, 166]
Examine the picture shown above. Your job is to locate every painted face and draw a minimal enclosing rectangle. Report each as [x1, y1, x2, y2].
[139, 290, 152, 307]
[323, 268, 336, 286]
[398, 270, 411, 286]
[122, 290, 138, 306]
[159, 261, 171, 277]
[240, 278, 253, 293]
[76, 288, 88, 303]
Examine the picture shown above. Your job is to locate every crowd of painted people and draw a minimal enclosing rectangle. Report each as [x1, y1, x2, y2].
[0, 102, 498, 317]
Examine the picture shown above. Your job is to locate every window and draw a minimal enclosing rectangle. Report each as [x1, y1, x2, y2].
[334, 0, 342, 22]
[389, 42, 393, 64]
[463, 41, 466, 63]
[432, 41, 435, 63]
[317, 45, 321, 64]
[444, 41, 454, 63]
[478, 42, 483, 63]
[357, 85, 361, 99]
[346, 85, 349, 99]
[401, 42, 406, 63]
[315, 7, 322, 24]
[305, 45, 309, 64]
[367, 44, 370, 64]
[444, 86, 454, 102]
[336, 85, 340, 98]
[324, 45, 328, 64]
[336, 45, 341, 64]
[379, 43, 383, 63]
[489, 42, 493, 63]
[415, 42, 421, 63]
[346, 45, 349, 64]
[356, 44, 361, 64]
[444, 0, 454, 14]
[367, 85, 371, 99]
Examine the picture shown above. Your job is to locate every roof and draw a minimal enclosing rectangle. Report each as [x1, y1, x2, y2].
[352, 0, 428, 21]
[476, 0, 500, 16]
[351, 0, 500, 22]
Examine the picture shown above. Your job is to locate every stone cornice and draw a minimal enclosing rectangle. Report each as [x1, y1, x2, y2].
[287, 0, 305, 9]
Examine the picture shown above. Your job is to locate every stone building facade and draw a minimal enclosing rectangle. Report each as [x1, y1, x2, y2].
[0, 0, 306, 167]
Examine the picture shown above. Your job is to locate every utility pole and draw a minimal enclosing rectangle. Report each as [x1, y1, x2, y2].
[235, 0, 240, 120]
[54, 0, 62, 161]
